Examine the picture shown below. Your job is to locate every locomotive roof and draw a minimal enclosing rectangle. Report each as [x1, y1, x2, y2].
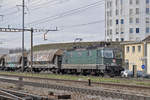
[67, 47, 116, 52]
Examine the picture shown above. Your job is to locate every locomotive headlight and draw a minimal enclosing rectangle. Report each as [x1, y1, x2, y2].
[113, 59, 116, 63]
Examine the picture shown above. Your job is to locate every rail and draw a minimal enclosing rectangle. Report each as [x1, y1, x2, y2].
[0, 88, 50, 100]
[0, 75, 150, 100]
[0, 73, 150, 90]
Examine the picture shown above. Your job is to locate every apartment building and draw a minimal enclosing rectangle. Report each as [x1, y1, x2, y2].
[105, 0, 150, 41]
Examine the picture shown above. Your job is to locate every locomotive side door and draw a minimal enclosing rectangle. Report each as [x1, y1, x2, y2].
[0, 58, 5, 67]
[57, 55, 62, 70]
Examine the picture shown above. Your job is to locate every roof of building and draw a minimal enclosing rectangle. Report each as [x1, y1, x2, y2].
[121, 35, 150, 45]
[142, 35, 150, 42]
[120, 41, 142, 45]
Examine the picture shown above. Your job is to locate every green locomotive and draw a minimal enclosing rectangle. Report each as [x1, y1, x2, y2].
[61, 47, 123, 76]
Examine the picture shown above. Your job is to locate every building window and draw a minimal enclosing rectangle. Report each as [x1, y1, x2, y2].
[107, 20, 109, 26]
[116, 9, 119, 15]
[121, 0, 123, 5]
[138, 46, 141, 52]
[132, 46, 135, 53]
[146, 17, 150, 23]
[120, 9, 123, 15]
[129, 17, 133, 23]
[136, 18, 139, 23]
[129, 28, 133, 33]
[116, 28, 119, 34]
[136, 8, 139, 14]
[116, 38, 119, 41]
[107, 2, 109, 8]
[110, 29, 112, 35]
[110, 10, 112, 17]
[116, 0, 118, 6]
[129, 0, 133, 5]
[126, 46, 130, 53]
[136, 28, 140, 33]
[146, 0, 149, 4]
[121, 32, 124, 34]
[120, 27, 124, 34]
[146, 8, 150, 14]
[121, 19, 124, 24]
[146, 27, 150, 33]
[110, 1, 112, 7]
[107, 30, 109, 35]
[116, 19, 119, 24]
[110, 19, 112, 26]
[129, 9, 133, 15]
[136, 0, 139, 4]
[121, 38, 124, 41]
[107, 11, 109, 17]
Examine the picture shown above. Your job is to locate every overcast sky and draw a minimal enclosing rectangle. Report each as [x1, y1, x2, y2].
[0, 0, 105, 49]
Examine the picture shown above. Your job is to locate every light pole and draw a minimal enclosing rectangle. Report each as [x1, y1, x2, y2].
[30, 28, 33, 72]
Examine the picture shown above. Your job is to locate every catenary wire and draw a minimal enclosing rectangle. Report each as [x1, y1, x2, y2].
[26, 0, 104, 26]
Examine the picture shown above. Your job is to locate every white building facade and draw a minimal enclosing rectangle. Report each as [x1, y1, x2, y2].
[105, 0, 150, 42]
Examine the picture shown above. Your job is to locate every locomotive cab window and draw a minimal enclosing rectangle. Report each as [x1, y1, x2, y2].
[102, 50, 113, 58]
[97, 50, 101, 56]
[87, 50, 91, 56]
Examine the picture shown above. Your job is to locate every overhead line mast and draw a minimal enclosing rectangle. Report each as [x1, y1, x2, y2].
[22, 0, 25, 72]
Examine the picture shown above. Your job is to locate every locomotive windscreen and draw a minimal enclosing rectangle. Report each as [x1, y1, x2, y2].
[102, 50, 113, 58]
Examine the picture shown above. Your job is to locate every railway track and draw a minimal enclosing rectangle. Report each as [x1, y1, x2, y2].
[0, 72, 150, 82]
[0, 74, 150, 100]
[0, 88, 50, 100]
[0, 73, 150, 91]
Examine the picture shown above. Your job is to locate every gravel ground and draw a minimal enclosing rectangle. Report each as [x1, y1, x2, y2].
[23, 85, 123, 100]
[24, 78, 150, 96]
[0, 76, 149, 100]
[0, 81, 123, 100]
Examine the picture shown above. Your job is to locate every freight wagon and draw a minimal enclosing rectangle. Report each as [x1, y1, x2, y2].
[27, 49, 63, 72]
[0, 53, 28, 71]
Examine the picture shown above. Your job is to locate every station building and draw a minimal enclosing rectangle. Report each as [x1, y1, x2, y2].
[123, 36, 150, 74]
